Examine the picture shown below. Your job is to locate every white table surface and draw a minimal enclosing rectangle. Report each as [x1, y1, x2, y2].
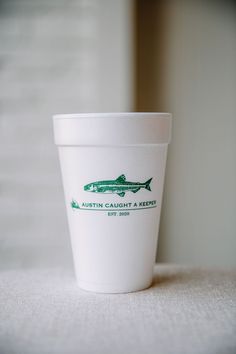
[0, 263, 235, 354]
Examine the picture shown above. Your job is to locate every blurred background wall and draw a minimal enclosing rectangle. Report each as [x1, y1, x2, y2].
[136, 0, 236, 266]
[0, 0, 235, 269]
[0, 0, 133, 270]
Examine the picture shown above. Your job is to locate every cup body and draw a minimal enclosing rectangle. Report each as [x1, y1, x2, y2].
[53, 113, 171, 293]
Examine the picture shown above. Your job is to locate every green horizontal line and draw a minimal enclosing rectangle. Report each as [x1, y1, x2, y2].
[72, 205, 157, 212]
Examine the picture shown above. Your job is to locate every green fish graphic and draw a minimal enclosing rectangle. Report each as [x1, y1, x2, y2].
[84, 174, 153, 197]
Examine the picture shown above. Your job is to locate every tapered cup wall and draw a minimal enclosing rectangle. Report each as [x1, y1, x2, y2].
[53, 113, 171, 293]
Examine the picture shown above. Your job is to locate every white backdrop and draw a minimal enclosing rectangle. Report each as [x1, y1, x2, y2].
[0, 0, 133, 271]
[0, 0, 235, 269]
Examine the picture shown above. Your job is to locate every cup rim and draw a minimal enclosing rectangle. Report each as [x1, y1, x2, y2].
[53, 112, 172, 145]
[53, 112, 172, 120]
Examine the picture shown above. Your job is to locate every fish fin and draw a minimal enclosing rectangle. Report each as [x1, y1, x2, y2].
[132, 188, 140, 193]
[116, 174, 126, 182]
[117, 192, 125, 197]
[145, 178, 153, 191]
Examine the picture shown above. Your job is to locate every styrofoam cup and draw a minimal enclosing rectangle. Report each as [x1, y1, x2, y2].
[53, 112, 172, 293]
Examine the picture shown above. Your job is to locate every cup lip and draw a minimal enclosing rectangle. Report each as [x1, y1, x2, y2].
[53, 112, 172, 120]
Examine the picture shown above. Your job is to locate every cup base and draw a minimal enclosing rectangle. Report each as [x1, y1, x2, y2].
[77, 278, 153, 294]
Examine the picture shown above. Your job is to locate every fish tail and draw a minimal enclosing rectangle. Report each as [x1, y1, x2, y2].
[145, 178, 152, 191]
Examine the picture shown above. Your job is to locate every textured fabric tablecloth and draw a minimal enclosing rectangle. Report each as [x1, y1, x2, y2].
[0, 264, 235, 354]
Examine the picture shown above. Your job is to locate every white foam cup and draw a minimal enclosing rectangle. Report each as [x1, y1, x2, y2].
[53, 112, 172, 293]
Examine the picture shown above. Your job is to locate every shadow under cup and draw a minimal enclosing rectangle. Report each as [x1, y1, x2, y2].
[53, 112, 172, 293]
